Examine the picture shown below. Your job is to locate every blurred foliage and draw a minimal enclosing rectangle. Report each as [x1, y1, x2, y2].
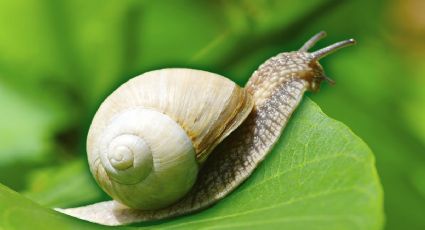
[0, 0, 424, 229]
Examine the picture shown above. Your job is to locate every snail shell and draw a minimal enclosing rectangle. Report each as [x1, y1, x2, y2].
[87, 68, 253, 209]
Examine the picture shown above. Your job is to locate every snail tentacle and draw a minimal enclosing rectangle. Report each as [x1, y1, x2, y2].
[299, 31, 327, 52]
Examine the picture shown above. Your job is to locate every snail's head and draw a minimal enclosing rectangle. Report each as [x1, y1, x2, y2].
[295, 31, 356, 92]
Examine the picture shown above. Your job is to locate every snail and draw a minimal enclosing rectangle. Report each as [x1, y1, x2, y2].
[58, 31, 355, 225]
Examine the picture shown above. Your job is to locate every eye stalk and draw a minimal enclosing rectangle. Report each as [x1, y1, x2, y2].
[311, 38, 356, 60]
[299, 31, 328, 52]
[300, 31, 356, 90]
[300, 31, 356, 58]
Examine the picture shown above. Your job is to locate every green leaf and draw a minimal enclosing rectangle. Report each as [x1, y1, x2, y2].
[0, 184, 103, 230]
[23, 160, 106, 208]
[0, 98, 383, 230]
[309, 33, 425, 229]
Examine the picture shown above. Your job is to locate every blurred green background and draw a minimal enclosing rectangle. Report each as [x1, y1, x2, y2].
[0, 0, 424, 229]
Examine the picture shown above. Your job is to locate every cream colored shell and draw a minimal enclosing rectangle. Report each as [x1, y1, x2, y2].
[87, 68, 253, 210]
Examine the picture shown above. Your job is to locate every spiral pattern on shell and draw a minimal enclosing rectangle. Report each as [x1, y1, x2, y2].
[94, 107, 198, 209]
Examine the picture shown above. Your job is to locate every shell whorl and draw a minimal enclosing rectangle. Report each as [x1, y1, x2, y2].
[87, 68, 254, 210]
[94, 107, 197, 210]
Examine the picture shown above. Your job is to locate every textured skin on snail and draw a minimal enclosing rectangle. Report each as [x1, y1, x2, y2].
[58, 32, 355, 225]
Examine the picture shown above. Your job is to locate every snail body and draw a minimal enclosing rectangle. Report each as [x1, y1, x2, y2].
[60, 32, 355, 225]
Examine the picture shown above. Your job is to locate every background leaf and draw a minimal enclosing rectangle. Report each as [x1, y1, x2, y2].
[0, 99, 383, 230]
[0, 184, 102, 230]
[23, 160, 104, 208]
